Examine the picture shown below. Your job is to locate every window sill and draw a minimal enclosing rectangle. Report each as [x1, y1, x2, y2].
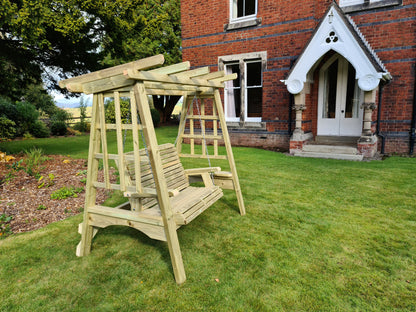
[341, 0, 402, 13]
[224, 18, 262, 31]
[226, 121, 266, 130]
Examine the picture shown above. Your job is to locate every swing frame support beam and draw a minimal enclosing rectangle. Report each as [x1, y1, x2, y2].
[60, 54, 245, 284]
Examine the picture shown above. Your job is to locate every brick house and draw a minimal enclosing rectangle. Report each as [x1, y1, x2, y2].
[181, 0, 416, 158]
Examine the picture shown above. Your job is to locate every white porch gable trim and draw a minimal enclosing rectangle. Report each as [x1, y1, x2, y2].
[283, 2, 391, 94]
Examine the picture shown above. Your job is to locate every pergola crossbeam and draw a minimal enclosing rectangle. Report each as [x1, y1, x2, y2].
[60, 54, 245, 285]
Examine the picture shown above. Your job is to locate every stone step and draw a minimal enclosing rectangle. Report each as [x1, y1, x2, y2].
[293, 151, 364, 161]
[314, 136, 359, 146]
[302, 144, 358, 154]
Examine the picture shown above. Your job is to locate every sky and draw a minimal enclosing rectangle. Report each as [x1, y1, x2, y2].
[52, 91, 92, 108]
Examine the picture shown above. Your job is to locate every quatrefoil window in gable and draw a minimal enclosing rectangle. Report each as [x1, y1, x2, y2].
[326, 31, 339, 44]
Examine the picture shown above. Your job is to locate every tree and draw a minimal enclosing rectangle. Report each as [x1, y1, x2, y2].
[82, 0, 182, 122]
[0, 0, 182, 122]
[0, 0, 102, 100]
[23, 85, 56, 116]
[152, 95, 181, 124]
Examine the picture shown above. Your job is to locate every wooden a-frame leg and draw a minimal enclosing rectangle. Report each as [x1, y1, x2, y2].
[76, 222, 95, 257]
[77, 94, 102, 256]
[134, 82, 186, 284]
[214, 90, 246, 215]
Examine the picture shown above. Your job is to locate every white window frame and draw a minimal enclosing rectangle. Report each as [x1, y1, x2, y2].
[224, 62, 241, 123]
[221, 52, 267, 124]
[230, 0, 258, 23]
[340, 0, 382, 6]
[340, 0, 402, 12]
[244, 60, 263, 122]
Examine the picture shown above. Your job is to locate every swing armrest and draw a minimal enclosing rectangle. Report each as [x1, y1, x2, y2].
[125, 189, 180, 198]
[184, 167, 221, 176]
[184, 167, 221, 187]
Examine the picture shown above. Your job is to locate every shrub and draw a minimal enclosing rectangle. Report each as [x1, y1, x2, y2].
[104, 98, 160, 127]
[66, 127, 82, 136]
[73, 121, 90, 133]
[23, 84, 56, 116]
[0, 213, 13, 237]
[151, 108, 160, 127]
[51, 186, 84, 200]
[15, 101, 39, 136]
[50, 121, 67, 136]
[24, 147, 49, 177]
[77, 96, 89, 132]
[104, 98, 131, 124]
[51, 108, 71, 123]
[29, 120, 50, 138]
[22, 132, 33, 140]
[0, 117, 16, 139]
[0, 97, 18, 122]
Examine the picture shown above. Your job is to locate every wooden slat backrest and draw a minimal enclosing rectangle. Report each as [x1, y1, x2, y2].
[124, 144, 189, 208]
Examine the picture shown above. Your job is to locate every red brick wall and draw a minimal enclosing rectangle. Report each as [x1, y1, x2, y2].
[182, 0, 416, 154]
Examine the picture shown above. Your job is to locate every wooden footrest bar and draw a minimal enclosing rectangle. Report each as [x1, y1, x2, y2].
[87, 205, 167, 241]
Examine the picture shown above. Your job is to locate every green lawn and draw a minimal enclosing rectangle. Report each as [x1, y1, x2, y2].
[1, 127, 415, 311]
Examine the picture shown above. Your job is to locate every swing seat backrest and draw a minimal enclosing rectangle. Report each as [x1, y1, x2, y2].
[122, 143, 223, 225]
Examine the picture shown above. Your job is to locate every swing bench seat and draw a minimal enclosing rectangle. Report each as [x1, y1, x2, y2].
[121, 143, 223, 227]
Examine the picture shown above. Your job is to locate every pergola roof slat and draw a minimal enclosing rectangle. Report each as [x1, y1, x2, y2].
[59, 54, 164, 89]
[174, 67, 210, 79]
[59, 55, 237, 95]
[125, 69, 226, 88]
[147, 61, 190, 75]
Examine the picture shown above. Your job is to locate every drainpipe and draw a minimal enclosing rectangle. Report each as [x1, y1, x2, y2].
[376, 81, 386, 154]
[410, 66, 416, 155]
[288, 93, 293, 135]
[288, 58, 297, 135]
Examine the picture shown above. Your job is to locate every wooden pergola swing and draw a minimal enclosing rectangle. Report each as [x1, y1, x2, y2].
[59, 54, 245, 284]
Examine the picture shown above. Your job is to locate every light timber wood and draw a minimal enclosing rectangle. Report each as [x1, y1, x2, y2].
[190, 100, 195, 155]
[77, 94, 101, 257]
[179, 154, 227, 160]
[181, 134, 223, 140]
[175, 93, 189, 156]
[213, 104, 218, 157]
[201, 99, 206, 156]
[145, 89, 188, 96]
[98, 93, 111, 190]
[120, 144, 223, 223]
[125, 69, 226, 89]
[144, 81, 213, 93]
[59, 54, 164, 89]
[97, 124, 142, 131]
[60, 55, 245, 284]
[210, 73, 238, 83]
[130, 90, 142, 197]
[114, 92, 127, 191]
[214, 90, 246, 215]
[81, 74, 134, 94]
[200, 71, 227, 81]
[186, 115, 220, 120]
[175, 67, 210, 78]
[148, 61, 190, 75]
[134, 82, 186, 284]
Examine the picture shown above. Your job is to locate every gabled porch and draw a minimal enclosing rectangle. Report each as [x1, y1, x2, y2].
[283, 2, 391, 159]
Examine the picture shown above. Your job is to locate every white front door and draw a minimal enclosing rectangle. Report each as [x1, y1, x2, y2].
[318, 55, 363, 136]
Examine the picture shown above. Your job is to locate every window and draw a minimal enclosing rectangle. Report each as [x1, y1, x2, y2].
[230, 0, 257, 22]
[223, 56, 264, 123]
[340, 0, 402, 12]
[245, 61, 262, 119]
[225, 63, 241, 121]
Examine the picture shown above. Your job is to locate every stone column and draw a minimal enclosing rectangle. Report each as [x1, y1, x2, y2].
[293, 92, 306, 136]
[358, 89, 378, 157]
[290, 91, 312, 153]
